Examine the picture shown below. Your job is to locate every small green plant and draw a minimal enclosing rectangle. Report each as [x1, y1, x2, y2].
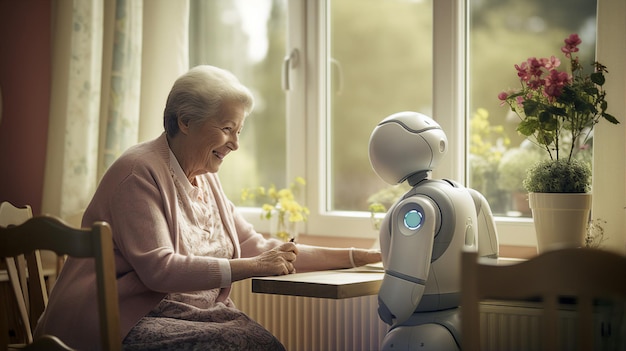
[522, 158, 590, 193]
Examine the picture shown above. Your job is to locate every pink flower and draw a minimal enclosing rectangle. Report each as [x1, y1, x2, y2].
[498, 91, 509, 106]
[543, 70, 571, 100]
[514, 61, 530, 82]
[561, 33, 581, 58]
[540, 56, 561, 70]
[527, 57, 544, 78]
[527, 79, 544, 90]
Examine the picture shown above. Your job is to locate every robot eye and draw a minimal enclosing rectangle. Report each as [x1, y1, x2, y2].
[403, 209, 424, 230]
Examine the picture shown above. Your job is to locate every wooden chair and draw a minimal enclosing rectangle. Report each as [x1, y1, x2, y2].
[0, 201, 36, 344]
[16, 335, 75, 351]
[461, 248, 626, 351]
[0, 202, 33, 227]
[0, 201, 63, 345]
[0, 215, 122, 350]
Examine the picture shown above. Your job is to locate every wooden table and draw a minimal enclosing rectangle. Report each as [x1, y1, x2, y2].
[252, 265, 384, 299]
[251, 258, 523, 300]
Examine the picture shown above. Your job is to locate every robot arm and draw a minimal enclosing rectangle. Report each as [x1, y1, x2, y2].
[378, 195, 439, 327]
[467, 188, 499, 258]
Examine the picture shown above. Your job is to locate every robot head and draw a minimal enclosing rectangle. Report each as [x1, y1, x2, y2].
[368, 111, 448, 184]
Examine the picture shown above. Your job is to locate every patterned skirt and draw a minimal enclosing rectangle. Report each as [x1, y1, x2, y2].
[123, 298, 286, 351]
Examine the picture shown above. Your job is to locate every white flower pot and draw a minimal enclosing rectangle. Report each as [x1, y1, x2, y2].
[528, 192, 591, 254]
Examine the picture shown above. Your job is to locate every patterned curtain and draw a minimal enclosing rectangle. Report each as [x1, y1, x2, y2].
[42, 0, 189, 220]
[101, 0, 143, 176]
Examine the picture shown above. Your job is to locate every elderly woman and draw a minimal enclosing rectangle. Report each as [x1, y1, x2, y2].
[34, 65, 381, 350]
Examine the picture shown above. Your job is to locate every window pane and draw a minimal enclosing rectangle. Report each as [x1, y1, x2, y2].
[189, 0, 287, 204]
[328, 0, 433, 212]
[468, 0, 597, 217]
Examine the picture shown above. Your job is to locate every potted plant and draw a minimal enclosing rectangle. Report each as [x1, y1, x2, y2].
[241, 176, 309, 242]
[498, 33, 619, 253]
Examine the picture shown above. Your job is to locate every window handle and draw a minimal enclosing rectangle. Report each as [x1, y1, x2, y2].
[330, 58, 344, 95]
[282, 49, 300, 91]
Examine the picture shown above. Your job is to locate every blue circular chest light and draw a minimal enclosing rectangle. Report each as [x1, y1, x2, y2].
[403, 209, 424, 230]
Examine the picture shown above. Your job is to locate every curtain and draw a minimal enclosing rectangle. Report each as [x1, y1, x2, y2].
[42, 0, 189, 220]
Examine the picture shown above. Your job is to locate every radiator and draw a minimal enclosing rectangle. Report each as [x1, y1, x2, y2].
[231, 279, 388, 351]
[478, 301, 618, 351]
[231, 281, 604, 351]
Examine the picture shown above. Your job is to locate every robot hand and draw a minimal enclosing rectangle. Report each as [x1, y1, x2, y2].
[468, 188, 499, 258]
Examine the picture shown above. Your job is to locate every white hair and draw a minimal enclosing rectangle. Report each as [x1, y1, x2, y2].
[163, 65, 255, 137]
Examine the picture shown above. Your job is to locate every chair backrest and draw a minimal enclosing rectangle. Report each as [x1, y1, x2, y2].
[461, 248, 626, 351]
[0, 215, 121, 351]
[0, 201, 39, 343]
[19, 334, 75, 351]
[0, 201, 33, 227]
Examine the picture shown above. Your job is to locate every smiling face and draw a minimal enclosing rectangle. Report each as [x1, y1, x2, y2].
[173, 102, 246, 181]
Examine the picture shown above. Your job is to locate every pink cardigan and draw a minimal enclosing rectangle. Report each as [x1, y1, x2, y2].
[34, 133, 349, 350]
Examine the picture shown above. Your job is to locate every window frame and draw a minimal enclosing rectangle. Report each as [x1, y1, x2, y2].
[239, 0, 625, 251]
[239, 0, 537, 245]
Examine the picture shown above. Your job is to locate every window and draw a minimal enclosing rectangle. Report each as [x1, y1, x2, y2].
[306, 0, 435, 238]
[189, 0, 288, 200]
[189, 0, 437, 237]
[326, 0, 433, 213]
[468, 0, 597, 219]
[190, 0, 606, 246]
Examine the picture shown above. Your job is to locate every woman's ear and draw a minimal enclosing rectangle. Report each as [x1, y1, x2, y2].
[177, 115, 190, 135]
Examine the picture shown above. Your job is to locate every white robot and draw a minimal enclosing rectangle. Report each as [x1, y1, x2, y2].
[368, 111, 499, 350]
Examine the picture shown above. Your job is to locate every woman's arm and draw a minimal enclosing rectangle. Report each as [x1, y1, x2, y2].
[292, 245, 381, 273]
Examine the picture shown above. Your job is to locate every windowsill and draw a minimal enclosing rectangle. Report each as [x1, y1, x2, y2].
[498, 245, 537, 259]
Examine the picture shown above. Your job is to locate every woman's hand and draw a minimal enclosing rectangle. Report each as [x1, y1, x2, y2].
[230, 242, 299, 282]
[351, 248, 382, 267]
[254, 242, 299, 276]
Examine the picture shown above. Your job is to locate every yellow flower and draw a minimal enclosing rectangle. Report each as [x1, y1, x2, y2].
[277, 188, 294, 201]
[294, 176, 306, 186]
[241, 177, 309, 223]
